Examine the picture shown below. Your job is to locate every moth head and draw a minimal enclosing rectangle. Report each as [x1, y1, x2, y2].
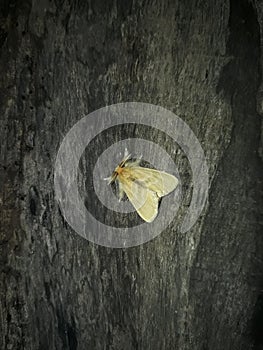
[104, 149, 132, 184]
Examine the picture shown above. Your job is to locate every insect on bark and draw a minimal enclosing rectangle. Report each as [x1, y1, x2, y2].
[105, 149, 178, 222]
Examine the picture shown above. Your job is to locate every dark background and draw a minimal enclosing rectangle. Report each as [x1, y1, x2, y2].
[1, 0, 263, 349]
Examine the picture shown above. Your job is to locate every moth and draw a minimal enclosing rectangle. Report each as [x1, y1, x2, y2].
[105, 149, 178, 222]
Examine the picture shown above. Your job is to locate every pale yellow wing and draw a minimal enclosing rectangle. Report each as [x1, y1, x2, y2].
[136, 189, 159, 222]
[118, 177, 159, 222]
[122, 166, 178, 197]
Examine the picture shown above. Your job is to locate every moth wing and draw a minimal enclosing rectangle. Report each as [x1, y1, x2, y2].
[118, 177, 159, 222]
[136, 189, 159, 223]
[125, 166, 178, 197]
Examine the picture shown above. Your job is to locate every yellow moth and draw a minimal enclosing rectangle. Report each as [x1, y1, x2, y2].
[105, 149, 178, 222]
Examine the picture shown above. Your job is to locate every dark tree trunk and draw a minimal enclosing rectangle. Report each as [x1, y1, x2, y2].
[1, 0, 262, 349]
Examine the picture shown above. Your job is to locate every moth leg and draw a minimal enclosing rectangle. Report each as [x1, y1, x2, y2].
[103, 176, 111, 184]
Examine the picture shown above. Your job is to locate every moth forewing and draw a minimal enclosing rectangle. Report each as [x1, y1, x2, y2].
[121, 166, 178, 198]
[158, 171, 178, 196]
[119, 174, 149, 211]
[119, 175, 158, 222]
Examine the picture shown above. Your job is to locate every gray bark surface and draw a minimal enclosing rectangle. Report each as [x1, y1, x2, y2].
[0, 0, 262, 349]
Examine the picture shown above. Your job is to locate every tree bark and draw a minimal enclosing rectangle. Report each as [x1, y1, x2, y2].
[1, 0, 262, 349]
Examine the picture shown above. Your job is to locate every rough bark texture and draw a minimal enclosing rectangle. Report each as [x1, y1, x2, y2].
[0, 0, 262, 349]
